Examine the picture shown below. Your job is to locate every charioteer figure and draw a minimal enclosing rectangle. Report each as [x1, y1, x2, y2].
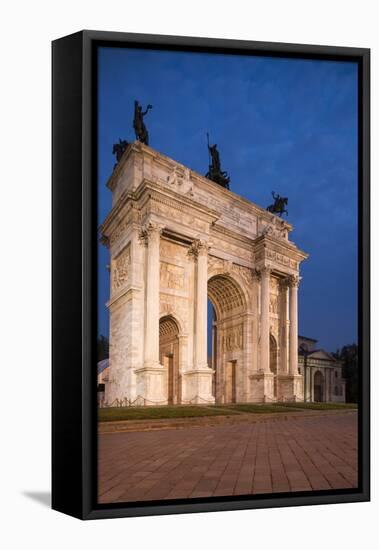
[112, 138, 129, 169]
[133, 100, 152, 145]
[266, 191, 288, 217]
[205, 134, 230, 189]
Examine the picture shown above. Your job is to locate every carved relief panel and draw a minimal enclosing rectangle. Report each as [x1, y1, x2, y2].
[160, 262, 185, 290]
[269, 277, 279, 315]
[111, 244, 130, 292]
[221, 324, 243, 352]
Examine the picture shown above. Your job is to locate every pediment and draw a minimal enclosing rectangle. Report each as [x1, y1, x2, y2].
[309, 350, 336, 362]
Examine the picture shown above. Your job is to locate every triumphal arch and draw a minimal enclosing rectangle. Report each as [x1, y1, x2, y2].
[101, 141, 308, 405]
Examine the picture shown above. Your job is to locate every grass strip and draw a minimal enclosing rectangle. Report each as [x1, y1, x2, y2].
[98, 401, 357, 422]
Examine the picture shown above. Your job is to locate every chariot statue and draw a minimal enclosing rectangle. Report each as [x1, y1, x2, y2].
[205, 134, 230, 189]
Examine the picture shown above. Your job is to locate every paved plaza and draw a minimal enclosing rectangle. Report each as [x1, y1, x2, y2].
[98, 411, 358, 504]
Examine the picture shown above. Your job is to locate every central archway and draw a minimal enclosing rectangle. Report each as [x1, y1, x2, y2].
[159, 315, 180, 404]
[207, 274, 247, 404]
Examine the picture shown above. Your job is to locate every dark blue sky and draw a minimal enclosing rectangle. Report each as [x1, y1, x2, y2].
[98, 46, 358, 352]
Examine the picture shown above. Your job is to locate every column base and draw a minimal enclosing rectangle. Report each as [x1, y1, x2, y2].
[277, 374, 303, 402]
[182, 367, 215, 404]
[249, 372, 275, 402]
[134, 363, 168, 406]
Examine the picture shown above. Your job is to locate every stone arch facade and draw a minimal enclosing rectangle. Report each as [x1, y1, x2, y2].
[101, 141, 308, 405]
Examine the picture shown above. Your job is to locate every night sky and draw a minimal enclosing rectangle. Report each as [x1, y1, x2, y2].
[97, 46, 358, 353]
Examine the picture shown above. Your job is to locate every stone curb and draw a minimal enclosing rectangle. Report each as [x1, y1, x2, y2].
[98, 409, 357, 434]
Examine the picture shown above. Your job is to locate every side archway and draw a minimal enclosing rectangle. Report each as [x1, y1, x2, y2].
[159, 315, 181, 404]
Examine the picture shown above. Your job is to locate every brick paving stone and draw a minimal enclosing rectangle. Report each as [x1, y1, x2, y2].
[98, 411, 358, 504]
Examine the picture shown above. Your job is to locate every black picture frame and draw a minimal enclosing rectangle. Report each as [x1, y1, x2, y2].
[52, 30, 370, 520]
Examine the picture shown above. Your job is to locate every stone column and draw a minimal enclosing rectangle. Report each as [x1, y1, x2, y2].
[194, 240, 209, 370]
[183, 239, 214, 404]
[141, 222, 164, 369]
[279, 278, 289, 374]
[249, 267, 274, 402]
[288, 275, 301, 375]
[259, 267, 271, 373]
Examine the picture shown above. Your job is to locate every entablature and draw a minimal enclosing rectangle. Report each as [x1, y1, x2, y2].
[253, 234, 308, 276]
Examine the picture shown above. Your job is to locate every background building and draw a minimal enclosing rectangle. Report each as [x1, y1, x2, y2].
[298, 336, 346, 403]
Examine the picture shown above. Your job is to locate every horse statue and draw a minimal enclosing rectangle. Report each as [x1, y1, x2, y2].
[112, 139, 129, 169]
[133, 100, 152, 145]
[266, 191, 288, 217]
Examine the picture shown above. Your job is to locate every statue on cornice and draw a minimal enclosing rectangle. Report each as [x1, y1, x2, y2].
[266, 191, 288, 217]
[205, 133, 230, 190]
[112, 138, 129, 169]
[133, 100, 152, 145]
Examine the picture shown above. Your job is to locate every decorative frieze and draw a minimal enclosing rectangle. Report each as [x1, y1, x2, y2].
[264, 249, 298, 270]
[160, 238, 187, 260]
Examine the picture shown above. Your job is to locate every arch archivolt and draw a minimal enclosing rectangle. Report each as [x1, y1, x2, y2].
[158, 308, 187, 337]
[207, 274, 246, 320]
[207, 261, 254, 309]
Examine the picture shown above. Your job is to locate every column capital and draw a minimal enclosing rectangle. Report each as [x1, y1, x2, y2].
[139, 221, 164, 245]
[287, 274, 301, 288]
[188, 238, 210, 259]
[255, 266, 272, 280]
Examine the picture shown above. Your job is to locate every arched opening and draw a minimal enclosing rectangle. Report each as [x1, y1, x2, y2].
[207, 274, 246, 404]
[159, 315, 180, 404]
[270, 334, 278, 397]
[314, 370, 325, 402]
